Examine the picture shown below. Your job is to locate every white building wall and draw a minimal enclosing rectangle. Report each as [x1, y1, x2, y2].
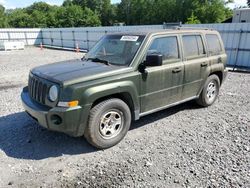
[233, 9, 250, 23]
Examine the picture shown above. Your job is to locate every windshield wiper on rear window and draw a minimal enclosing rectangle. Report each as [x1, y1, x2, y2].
[87, 57, 110, 66]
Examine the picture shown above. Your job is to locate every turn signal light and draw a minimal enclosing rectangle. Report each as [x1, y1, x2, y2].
[58, 100, 79, 108]
[68, 100, 79, 107]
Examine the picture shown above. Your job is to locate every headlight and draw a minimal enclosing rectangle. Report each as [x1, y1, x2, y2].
[48, 85, 58, 102]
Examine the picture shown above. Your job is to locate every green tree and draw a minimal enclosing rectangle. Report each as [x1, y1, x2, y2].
[62, 0, 74, 7]
[193, 0, 232, 23]
[4, 0, 234, 28]
[69, 0, 114, 25]
[0, 5, 8, 28]
[46, 6, 60, 27]
[25, 2, 53, 27]
[6, 1, 101, 28]
[55, 5, 101, 27]
[26, 2, 52, 14]
[29, 10, 47, 27]
[117, 0, 232, 25]
[81, 7, 102, 26]
[7, 9, 32, 28]
[186, 12, 201, 24]
[99, 0, 115, 26]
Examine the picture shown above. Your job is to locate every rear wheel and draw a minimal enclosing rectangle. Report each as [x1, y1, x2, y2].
[196, 75, 220, 107]
[84, 98, 131, 149]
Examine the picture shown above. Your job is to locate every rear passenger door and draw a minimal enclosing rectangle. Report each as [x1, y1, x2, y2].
[181, 34, 209, 100]
[140, 35, 184, 113]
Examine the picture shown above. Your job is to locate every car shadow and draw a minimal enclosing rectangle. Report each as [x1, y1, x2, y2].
[0, 112, 96, 160]
[0, 101, 201, 160]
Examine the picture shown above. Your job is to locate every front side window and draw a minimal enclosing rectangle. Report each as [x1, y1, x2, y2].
[86, 35, 145, 66]
[206, 34, 222, 56]
[182, 35, 205, 58]
[147, 36, 179, 61]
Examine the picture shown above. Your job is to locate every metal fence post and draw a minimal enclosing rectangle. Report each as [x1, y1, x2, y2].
[7, 31, 10, 41]
[50, 30, 53, 46]
[72, 30, 75, 48]
[233, 29, 243, 71]
[86, 30, 89, 50]
[24, 31, 28, 45]
[40, 30, 44, 46]
[60, 30, 63, 48]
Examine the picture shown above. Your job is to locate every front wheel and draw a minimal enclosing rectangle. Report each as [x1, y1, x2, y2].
[196, 75, 220, 107]
[84, 98, 131, 149]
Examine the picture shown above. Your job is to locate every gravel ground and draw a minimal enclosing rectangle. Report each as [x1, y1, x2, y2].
[0, 47, 249, 188]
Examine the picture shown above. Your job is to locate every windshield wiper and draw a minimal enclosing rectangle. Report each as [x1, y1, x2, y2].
[87, 57, 110, 66]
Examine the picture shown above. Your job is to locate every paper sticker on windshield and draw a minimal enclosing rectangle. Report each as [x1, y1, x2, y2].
[120, 36, 139, 42]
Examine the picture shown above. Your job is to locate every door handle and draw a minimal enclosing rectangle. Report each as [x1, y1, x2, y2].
[218, 57, 222, 63]
[172, 67, 182, 73]
[201, 62, 208, 67]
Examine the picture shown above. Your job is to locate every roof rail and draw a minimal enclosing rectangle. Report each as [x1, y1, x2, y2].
[163, 22, 182, 29]
[173, 26, 214, 31]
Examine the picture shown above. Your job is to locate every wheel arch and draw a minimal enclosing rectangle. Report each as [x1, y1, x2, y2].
[209, 71, 223, 85]
[91, 92, 137, 120]
[81, 81, 140, 121]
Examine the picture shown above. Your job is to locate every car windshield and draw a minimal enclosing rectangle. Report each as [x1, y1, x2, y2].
[85, 35, 145, 66]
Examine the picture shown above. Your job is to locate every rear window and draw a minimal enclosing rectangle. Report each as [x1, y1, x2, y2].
[182, 35, 205, 58]
[206, 34, 222, 56]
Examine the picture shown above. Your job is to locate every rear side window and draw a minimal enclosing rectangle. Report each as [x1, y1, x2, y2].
[206, 34, 222, 56]
[148, 36, 179, 61]
[182, 35, 205, 58]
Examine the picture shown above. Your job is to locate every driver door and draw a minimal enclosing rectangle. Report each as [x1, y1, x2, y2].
[139, 35, 184, 114]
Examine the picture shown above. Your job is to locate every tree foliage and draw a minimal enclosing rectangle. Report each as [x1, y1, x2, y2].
[0, 5, 8, 27]
[4, 2, 101, 28]
[117, 0, 233, 25]
[0, 0, 233, 28]
[186, 12, 201, 24]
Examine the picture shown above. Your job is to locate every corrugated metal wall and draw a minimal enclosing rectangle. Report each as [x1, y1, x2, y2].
[41, 25, 163, 50]
[0, 23, 250, 69]
[0, 28, 41, 45]
[186, 23, 250, 69]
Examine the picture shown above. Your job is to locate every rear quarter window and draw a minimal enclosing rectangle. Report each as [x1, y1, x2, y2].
[206, 34, 223, 56]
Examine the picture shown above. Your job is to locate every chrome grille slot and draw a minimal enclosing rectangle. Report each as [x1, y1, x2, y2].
[28, 75, 49, 105]
[42, 84, 47, 104]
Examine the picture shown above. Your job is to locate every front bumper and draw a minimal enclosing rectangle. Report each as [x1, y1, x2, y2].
[21, 87, 88, 137]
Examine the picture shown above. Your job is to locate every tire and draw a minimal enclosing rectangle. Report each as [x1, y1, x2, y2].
[84, 98, 131, 149]
[196, 75, 220, 107]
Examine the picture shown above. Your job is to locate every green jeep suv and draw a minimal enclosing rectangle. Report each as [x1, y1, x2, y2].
[21, 28, 228, 149]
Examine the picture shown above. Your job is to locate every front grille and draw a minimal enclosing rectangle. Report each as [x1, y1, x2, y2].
[28, 75, 48, 105]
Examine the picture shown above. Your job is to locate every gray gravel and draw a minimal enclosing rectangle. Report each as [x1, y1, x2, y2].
[0, 47, 249, 188]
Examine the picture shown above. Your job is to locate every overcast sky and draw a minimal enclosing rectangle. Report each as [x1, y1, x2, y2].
[0, 0, 247, 9]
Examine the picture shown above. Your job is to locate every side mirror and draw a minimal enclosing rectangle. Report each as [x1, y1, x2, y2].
[145, 54, 163, 67]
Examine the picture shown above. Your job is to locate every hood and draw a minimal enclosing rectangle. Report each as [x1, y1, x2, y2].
[31, 59, 125, 84]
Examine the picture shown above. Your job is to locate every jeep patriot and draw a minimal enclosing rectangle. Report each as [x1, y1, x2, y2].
[21, 28, 228, 149]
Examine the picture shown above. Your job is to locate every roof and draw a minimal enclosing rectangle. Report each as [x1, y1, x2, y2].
[234, 8, 250, 12]
[109, 27, 217, 36]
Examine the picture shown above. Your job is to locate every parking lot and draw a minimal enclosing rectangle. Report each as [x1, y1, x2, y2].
[0, 47, 249, 187]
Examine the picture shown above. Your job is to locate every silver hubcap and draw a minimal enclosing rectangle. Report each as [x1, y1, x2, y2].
[99, 110, 123, 139]
[206, 81, 217, 102]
